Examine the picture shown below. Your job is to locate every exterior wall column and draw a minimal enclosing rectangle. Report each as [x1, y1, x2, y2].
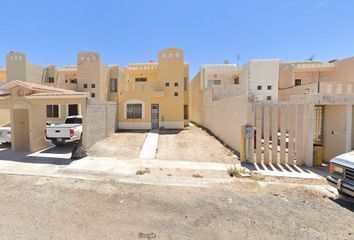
[345, 105, 353, 152]
[303, 104, 314, 167]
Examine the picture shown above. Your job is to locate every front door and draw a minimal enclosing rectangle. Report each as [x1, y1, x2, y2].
[151, 104, 159, 129]
[12, 109, 30, 151]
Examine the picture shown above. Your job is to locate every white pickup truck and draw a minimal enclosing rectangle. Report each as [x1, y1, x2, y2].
[45, 115, 83, 146]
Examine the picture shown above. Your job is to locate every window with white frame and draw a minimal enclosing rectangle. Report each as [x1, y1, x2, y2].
[126, 104, 143, 119]
[47, 105, 59, 118]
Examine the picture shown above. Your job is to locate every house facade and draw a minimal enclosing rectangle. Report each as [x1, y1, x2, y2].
[190, 56, 354, 166]
[117, 48, 189, 129]
[0, 48, 189, 133]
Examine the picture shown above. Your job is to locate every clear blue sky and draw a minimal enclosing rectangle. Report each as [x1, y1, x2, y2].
[0, 0, 353, 77]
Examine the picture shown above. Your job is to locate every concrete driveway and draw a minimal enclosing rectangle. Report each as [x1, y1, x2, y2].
[0, 143, 74, 176]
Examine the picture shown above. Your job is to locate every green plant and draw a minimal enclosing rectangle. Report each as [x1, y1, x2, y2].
[192, 173, 204, 178]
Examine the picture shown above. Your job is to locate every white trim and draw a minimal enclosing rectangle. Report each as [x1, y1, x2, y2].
[160, 121, 184, 129]
[119, 122, 151, 130]
[119, 121, 185, 130]
[12, 101, 31, 110]
[124, 99, 145, 119]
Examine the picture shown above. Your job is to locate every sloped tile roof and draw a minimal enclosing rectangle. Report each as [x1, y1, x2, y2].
[0, 80, 88, 97]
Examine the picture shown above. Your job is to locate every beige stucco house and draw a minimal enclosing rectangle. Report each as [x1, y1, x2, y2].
[0, 48, 189, 153]
[190, 56, 354, 166]
[0, 80, 116, 152]
[117, 48, 189, 129]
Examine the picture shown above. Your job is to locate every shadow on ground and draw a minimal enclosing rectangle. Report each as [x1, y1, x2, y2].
[330, 197, 354, 211]
[242, 162, 328, 175]
[0, 144, 76, 166]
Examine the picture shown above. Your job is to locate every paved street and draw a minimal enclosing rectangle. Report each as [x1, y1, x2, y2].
[0, 126, 352, 240]
[0, 174, 352, 240]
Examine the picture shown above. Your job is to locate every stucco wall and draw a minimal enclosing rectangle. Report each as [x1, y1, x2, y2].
[323, 105, 349, 162]
[85, 100, 117, 147]
[189, 72, 203, 124]
[190, 83, 249, 152]
[0, 109, 10, 126]
[26, 62, 44, 83]
[241, 59, 279, 101]
[204, 92, 249, 152]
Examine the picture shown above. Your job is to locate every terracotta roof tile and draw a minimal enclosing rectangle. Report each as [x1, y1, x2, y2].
[1, 80, 88, 98]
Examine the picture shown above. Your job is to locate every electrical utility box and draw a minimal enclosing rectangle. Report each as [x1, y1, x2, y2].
[240, 124, 254, 163]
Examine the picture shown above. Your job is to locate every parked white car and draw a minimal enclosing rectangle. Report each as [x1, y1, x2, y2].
[45, 116, 83, 147]
[0, 123, 11, 144]
[327, 151, 354, 197]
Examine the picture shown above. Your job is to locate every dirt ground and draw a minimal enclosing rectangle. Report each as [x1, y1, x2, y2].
[0, 174, 352, 240]
[157, 125, 238, 163]
[88, 131, 148, 159]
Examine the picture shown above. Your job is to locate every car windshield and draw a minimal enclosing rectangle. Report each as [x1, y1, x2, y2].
[65, 118, 82, 124]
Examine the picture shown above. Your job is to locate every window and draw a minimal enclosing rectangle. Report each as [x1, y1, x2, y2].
[207, 80, 221, 87]
[174, 82, 178, 87]
[48, 77, 54, 83]
[70, 79, 77, 84]
[91, 83, 96, 88]
[234, 77, 239, 84]
[174, 92, 178, 96]
[68, 104, 79, 116]
[165, 82, 170, 87]
[126, 104, 142, 119]
[257, 85, 262, 90]
[267, 85, 272, 90]
[65, 117, 82, 124]
[84, 84, 88, 88]
[65, 80, 68, 83]
[266, 96, 272, 100]
[135, 77, 147, 82]
[295, 79, 302, 86]
[184, 105, 189, 120]
[110, 78, 117, 92]
[46, 105, 59, 118]
[91, 93, 95, 98]
[184, 78, 188, 91]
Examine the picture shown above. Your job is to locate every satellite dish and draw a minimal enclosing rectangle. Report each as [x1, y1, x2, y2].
[306, 55, 316, 61]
